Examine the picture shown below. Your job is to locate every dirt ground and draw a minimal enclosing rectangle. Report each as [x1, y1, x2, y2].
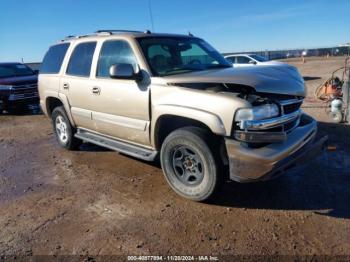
[0, 57, 350, 258]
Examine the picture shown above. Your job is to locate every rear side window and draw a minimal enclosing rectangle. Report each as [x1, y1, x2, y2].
[41, 43, 70, 74]
[226, 56, 236, 64]
[66, 42, 96, 77]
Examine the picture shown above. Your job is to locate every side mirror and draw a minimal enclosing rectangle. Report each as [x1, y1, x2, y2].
[109, 63, 142, 81]
[249, 60, 257, 65]
[33, 69, 39, 75]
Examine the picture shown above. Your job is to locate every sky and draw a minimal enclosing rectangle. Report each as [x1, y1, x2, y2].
[1, 0, 349, 62]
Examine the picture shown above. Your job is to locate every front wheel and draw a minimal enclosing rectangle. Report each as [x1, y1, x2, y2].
[160, 127, 221, 201]
[51, 106, 81, 150]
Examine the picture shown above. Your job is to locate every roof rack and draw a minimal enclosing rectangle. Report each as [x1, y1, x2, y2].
[95, 30, 143, 35]
[61, 30, 151, 42]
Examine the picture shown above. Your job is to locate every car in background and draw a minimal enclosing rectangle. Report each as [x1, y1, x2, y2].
[0, 62, 39, 113]
[225, 54, 285, 67]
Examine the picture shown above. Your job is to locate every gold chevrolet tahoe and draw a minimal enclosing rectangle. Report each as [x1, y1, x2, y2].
[39, 30, 327, 201]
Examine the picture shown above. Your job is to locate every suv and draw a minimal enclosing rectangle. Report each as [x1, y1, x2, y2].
[39, 30, 326, 201]
[0, 62, 39, 113]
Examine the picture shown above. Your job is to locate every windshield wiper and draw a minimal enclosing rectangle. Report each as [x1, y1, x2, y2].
[164, 67, 203, 75]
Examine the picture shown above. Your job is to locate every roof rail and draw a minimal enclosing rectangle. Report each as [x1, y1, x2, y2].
[61, 30, 147, 42]
[61, 34, 93, 42]
[94, 30, 143, 34]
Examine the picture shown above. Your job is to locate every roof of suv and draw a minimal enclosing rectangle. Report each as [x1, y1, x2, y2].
[60, 30, 197, 43]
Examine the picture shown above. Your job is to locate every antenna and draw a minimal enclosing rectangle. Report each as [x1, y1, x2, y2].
[148, 0, 155, 32]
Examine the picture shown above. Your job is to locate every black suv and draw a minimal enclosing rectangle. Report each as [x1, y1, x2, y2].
[0, 62, 39, 113]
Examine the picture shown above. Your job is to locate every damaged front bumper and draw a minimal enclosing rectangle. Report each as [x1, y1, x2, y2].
[225, 113, 328, 182]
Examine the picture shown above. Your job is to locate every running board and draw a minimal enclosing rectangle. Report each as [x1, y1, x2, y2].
[75, 129, 157, 161]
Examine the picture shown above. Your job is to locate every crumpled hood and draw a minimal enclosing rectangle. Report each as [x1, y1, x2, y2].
[163, 64, 305, 97]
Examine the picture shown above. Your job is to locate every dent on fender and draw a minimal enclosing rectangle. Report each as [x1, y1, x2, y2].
[153, 104, 227, 136]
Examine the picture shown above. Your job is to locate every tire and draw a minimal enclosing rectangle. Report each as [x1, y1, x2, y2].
[51, 106, 82, 150]
[330, 111, 343, 123]
[160, 127, 222, 201]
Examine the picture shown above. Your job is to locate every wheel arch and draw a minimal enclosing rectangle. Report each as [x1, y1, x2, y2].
[45, 95, 76, 126]
[152, 106, 226, 151]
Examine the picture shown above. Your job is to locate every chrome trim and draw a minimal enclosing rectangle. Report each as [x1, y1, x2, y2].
[8, 93, 39, 101]
[278, 99, 302, 106]
[240, 110, 301, 130]
[13, 83, 37, 88]
[12, 87, 37, 91]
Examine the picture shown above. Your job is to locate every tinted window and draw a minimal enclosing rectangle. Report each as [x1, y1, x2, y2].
[41, 43, 70, 74]
[250, 54, 269, 62]
[236, 56, 251, 64]
[137, 37, 231, 76]
[97, 40, 137, 78]
[0, 64, 35, 78]
[66, 42, 96, 77]
[226, 57, 236, 64]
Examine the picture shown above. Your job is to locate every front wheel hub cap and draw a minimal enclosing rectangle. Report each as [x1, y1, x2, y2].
[171, 145, 204, 186]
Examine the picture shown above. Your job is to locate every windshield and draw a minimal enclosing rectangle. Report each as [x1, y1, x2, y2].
[0, 64, 35, 78]
[137, 37, 231, 76]
[249, 54, 269, 62]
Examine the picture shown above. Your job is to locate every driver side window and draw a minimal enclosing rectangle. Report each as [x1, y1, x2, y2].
[236, 56, 251, 64]
[97, 40, 138, 78]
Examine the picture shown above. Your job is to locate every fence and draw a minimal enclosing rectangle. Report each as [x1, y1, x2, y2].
[223, 45, 350, 60]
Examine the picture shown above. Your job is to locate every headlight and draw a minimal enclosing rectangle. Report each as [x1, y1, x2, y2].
[235, 104, 279, 122]
[0, 85, 12, 91]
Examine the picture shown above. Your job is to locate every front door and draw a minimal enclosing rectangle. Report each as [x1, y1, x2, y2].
[89, 39, 151, 146]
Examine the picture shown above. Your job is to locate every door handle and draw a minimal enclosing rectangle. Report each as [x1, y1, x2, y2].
[63, 83, 69, 90]
[92, 86, 101, 95]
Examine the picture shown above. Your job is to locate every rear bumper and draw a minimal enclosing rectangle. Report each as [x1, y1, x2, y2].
[225, 113, 327, 182]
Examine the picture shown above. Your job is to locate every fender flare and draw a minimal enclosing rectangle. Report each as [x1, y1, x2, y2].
[45, 93, 76, 127]
[151, 104, 227, 145]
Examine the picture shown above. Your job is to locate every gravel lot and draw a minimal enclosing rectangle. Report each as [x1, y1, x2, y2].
[0, 57, 349, 257]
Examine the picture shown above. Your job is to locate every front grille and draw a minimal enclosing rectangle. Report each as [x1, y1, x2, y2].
[12, 83, 37, 88]
[278, 99, 303, 132]
[239, 99, 303, 133]
[8, 83, 38, 101]
[234, 97, 304, 144]
[12, 83, 37, 92]
[282, 100, 302, 114]
[8, 91, 39, 101]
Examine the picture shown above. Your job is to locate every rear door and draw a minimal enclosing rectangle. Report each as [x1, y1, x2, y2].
[59, 41, 97, 130]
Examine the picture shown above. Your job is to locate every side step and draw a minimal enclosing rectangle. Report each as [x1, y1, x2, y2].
[75, 129, 158, 161]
